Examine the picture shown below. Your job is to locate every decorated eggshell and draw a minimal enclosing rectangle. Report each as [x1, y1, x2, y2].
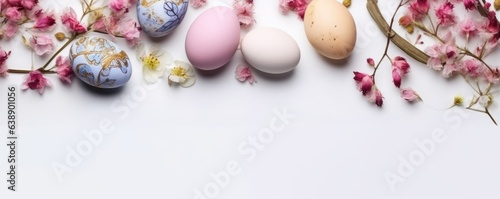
[185, 6, 240, 70]
[304, 0, 356, 60]
[137, 0, 189, 37]
[69, 36, 132, 89]
[241, 27, 300, 74]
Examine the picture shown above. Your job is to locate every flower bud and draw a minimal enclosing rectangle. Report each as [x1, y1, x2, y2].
[55, 32, 66, 41]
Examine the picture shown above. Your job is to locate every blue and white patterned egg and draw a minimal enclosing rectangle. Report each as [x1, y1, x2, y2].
[69, 36, 132, 89]
[137, 0, 189, 37]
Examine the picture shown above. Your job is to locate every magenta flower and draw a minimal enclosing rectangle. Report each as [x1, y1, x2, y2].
[435, 1, 456, 26]
[367, 58, 375, 67]
[392, 69, 402, 88]
[234, 0, 254, 27]
[408, 0, 430, 20]
[5, 7, 23, 22]
[401, 88, 421, 102]
[353, 71, 373, 95]
[367, 88, 384, 107]
[235, 64, 256, 84]
[485, 11, 500, 34]
[190, 0, 207, 8]
[392, 56, 410, 74]
[391, 56, 410, 88]
[7, 0, 22, 6]
[279, 0, 310, 19]
[29, 34, 55, 56]
[0, 47, 11, 77]
[33, 14, 56, 32]
[463, 0, 478, 10]
[21, 70, 52, 94]
[60, 8, 87, 34]
[20, 0, 38, 10]
[56, 56, 73, 84]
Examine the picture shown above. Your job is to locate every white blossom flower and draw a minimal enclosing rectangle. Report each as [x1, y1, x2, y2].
[136, 44, 172, 83]
[167, 60, 196, 87]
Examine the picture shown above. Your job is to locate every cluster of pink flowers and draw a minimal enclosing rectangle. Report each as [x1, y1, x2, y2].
[400, 0, 500, 83]
[279, 0, 311, 19]
[0, 0, 56, 40]
[234, 0, 254, 27]
[0, 0, 142, 94]
[353, 55, 417, 106]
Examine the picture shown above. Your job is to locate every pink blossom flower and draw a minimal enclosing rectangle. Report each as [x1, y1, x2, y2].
[458, 19, 478, 38]
[32, 10, 56, 31]
[56, 56, 73, 84]
[6, 0, 21, 6]
[392, 69, 402, 88]
[29, 34, 55, 56]
[5, 7, 22, 22]
[235, 64, 256, 84]
[21, 70, 52, 94]
[391, 56, 410, 88]
[20, 0, 37, 10]
[393, 56, 410, 74]
[461, 59, 484, 77]
[484, 68, 500, 84]
[435, 1, 456, 26]
[463, 0, 478, 10]
[401, 88, 421, 102]
[353, 71, 373, 95]
[290, 0, 310, 19]
[367, 87, 383, 107]
[408, 0, 430, 20]
[120, 20, 141, 46]
[0, 47, 11, 77]
[484, 11, 499, 34]
[3, 21, 20, 40]
[279, 0, 294, 13]
[109, 0, 131, 16]
[234, 0, 254, 27]
[367, 58, 375, 67]
[425, 33, 459, 77]
[280, 0, 310, 19]
[190, 0, 207, 8]
[60, 7, 87, 34]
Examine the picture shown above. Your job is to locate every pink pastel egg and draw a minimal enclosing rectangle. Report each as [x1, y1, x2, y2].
[185, 6, 241, 70]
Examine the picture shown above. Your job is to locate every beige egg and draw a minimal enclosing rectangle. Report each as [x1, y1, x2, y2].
[304, 0, 357, 60]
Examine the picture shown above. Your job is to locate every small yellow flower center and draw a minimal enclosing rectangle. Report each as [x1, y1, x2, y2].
[172, 66, 188, 79]
[142, 54, 160, 70]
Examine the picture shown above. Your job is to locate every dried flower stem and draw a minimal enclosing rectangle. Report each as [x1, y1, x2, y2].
[367, 0, 430, 64]
[370, 0, 406, 82]
[7, 0, 99, 74]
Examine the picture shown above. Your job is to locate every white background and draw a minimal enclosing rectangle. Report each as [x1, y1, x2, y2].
[1, 0, 500, 198]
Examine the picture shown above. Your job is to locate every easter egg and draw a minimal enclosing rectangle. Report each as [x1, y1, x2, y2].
[304, 0, 357, 60]
[241, 27, 300, 74]
[185, 6, 240, 70]
[137, 0, 189, 37]
[69, 36, 132, 89]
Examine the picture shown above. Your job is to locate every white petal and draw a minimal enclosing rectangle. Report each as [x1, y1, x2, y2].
[159, 51, 173, 66]
[180, 77, 196, 87]
[169, 75, 186, 84]
[135, 43, 147, 60]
